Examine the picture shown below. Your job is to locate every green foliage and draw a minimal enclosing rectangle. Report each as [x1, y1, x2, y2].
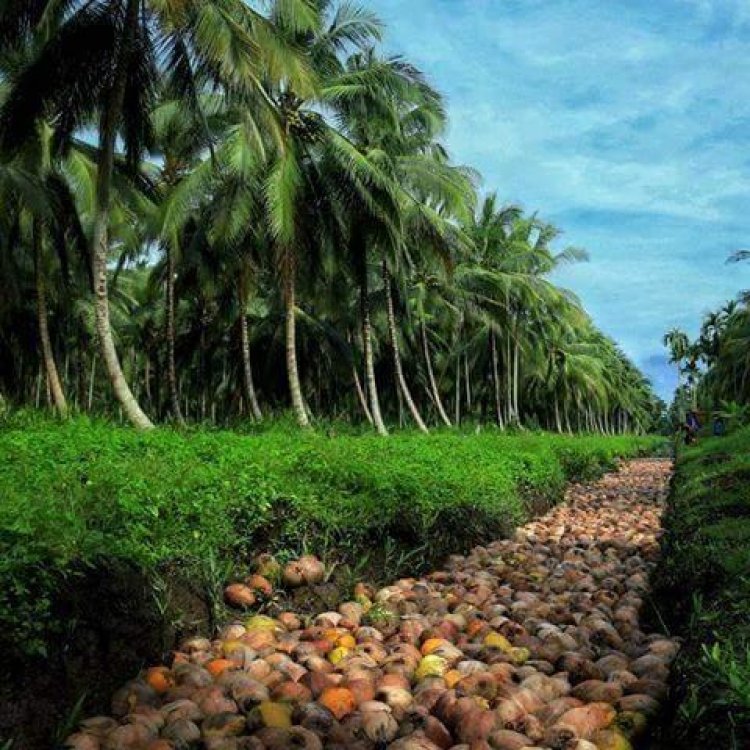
[715, 400, 750, 432]
[668, 295, 750, 410]
[0, 2, 660, 435]
[0, 416, 662, 658]
[700, 642, 750, 715]
[652, 425, 750, 747]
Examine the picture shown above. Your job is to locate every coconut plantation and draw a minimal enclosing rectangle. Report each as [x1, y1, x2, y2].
[0, 2, 748, 750]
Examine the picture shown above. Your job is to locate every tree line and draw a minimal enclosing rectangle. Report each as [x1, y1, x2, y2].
[0, 0, 659, 434]
[664, 251, 750, 420]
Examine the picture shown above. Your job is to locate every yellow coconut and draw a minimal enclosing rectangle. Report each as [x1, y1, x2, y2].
[483, 632, 513, 652]
[328, 647, 351, 666]
[592, 728, 633, 750]
[245, 615, 279, 633]
[258, 701, 293, 729]
[415, 655, 448, 681]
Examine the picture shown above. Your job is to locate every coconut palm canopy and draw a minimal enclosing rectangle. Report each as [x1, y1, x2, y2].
[0, 0, 661, 434]
[669, 285, 750, 414]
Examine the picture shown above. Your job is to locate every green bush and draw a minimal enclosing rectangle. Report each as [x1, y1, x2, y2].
[0, 414, 663, 657]
[652, 426, 750, 748]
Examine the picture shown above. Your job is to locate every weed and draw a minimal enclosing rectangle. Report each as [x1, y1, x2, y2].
[53, 692, 87, 745]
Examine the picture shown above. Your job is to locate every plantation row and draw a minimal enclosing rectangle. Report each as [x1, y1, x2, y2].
[651, 425, 750, 748]
[0, 2, 660, 435]
[0, 416, 664, 656]
[0, 416, 662, 747]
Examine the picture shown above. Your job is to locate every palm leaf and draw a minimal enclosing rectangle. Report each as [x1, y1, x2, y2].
[264, 144, 302, 245]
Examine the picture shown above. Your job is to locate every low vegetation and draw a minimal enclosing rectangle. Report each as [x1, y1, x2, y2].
[0, 414, 661, 660]
[652, 425, 750, 749]
[0, 415, 662, 748]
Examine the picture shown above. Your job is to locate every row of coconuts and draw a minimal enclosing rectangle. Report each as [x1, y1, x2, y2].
[64, 460, 677, 750]
[224, 555, 327, 610]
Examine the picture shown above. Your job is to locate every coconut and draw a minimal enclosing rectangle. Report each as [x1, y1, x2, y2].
[68, 461, 677, 750]
[224, 584, 256, 609]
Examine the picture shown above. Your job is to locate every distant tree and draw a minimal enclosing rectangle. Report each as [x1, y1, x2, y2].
[663, 328, 690, 393]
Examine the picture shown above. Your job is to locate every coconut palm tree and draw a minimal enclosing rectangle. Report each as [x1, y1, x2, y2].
[0, 0, 318, 428]
[663, 327, 692, 408]
[0, 0, 661, 431]
[0, 118, 98, 418]
[337, 52, 475, 433]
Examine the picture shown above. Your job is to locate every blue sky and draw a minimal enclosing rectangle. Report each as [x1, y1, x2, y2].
[370, 0, 750, 399]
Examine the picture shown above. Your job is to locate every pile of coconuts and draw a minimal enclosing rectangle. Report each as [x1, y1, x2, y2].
[224, 555, 326, 610]
[64, 460, 677, 750]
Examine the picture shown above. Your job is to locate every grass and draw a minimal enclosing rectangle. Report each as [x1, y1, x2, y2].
[651, 425, 750, 748]
[0, 412, 662, 660]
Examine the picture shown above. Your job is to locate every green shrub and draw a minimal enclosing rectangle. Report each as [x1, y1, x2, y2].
[0, 415, 663, 658]
[652, 425, 750, 748]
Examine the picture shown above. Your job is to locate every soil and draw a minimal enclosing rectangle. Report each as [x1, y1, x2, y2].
[0, 563, 211, 750]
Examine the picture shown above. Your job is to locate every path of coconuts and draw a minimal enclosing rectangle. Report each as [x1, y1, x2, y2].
[65, 459, 677, 750]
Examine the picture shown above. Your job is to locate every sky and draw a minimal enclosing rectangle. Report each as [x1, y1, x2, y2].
[370, 0, 750, 399]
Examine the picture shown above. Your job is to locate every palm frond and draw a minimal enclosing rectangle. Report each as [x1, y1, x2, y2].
[264, 143, 302, 245]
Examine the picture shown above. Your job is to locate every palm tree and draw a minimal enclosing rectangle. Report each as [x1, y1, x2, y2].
[0, 0, 317, 428]
[329, 47, 476, 432]
[663, 327, 690, 400]
[149, 94, 218, 425]
[0, 117, 96, 418]
[728, 250, 750, 263]
[0, 1, 662, 431]
[695, 296, 750, 407]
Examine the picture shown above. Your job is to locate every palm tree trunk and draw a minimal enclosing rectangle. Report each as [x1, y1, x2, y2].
[383, 264, 428, 434]
[360, 274, 388, 436]
[34, 366, 42, 408]
[490, 331, 505, 429]
[596, 413, 605, 434]
[304, 395, 314, 424]
[344, 330, 373, 424]
[165, 243, 185, 425]
[554, 396, 562, 433]
[513, 338, 521, 422]
[130, 347, 138, 400]
[464, 353, 472, 415]
[76, 338, 86, 409]
[90, 0, 152, 429]
[239, 310, 263, 422]
[33, 219, 67, 417]
[506, 333, 514, 423]
[238, 275, 262, 422]
[284, 259, 309, 428]
[455, 345, 461, 425]
[422, 322, 452, 427]
[88, 354, 97, 411]
[353, 362, 373, 424]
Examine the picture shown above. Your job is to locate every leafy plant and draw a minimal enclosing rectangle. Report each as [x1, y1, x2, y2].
[53, 692, 88, 745]
[701, 642, 750, 713]
[0, 416, 663, 660]
[651, 424, 750, 747]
